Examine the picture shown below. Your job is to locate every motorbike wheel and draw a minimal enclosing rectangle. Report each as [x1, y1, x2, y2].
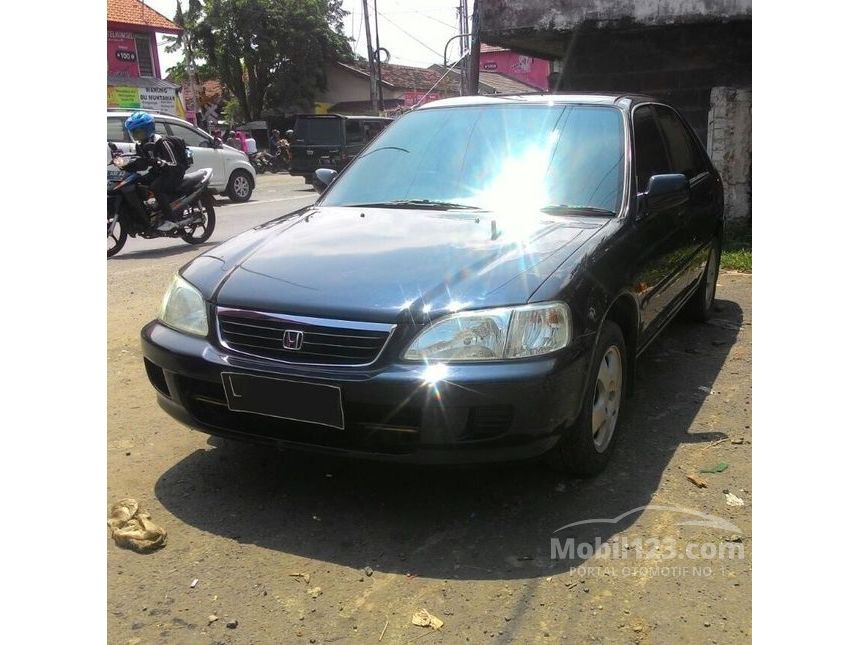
[180, 195, 216, 245]
[107, 214, 127, 258]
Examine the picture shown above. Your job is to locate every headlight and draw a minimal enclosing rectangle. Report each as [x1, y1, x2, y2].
[404, 302, 570, 361]
[158, 274, 209, 337]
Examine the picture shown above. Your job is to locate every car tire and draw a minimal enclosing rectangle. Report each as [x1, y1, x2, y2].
[683, 240, 721, 322]
[549, 320, 627, 477]
[226, 170, 253, 202]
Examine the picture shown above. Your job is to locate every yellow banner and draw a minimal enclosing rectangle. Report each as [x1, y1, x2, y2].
[108, 86, 140, 109]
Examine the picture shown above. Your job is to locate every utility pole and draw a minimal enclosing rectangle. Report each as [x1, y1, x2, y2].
[373, 0, 384, 113]
[456, 1, 467, 95]
[467, 0, 481, 95]
[361, 0, 379, 113]
[184, 32, 200, 125]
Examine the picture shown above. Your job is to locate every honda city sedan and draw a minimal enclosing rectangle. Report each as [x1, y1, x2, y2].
[141, 93, 723, 475]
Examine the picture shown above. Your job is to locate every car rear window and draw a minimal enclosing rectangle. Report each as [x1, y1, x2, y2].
[294, 118, 343, 146]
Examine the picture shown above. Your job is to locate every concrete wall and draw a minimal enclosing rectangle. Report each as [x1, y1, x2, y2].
[319, 65, 380, 106]
[556, 21, 750, 142]
[708, 87, 751, 226]
[482, 0, 752, 34]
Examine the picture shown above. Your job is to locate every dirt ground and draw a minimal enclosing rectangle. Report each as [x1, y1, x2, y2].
[108, 248, 751, 644]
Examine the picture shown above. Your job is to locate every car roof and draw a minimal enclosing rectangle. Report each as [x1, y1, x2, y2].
[414, 92, 660, 111]
[107, 109, 198, 125]
[295, 113, 392, 121]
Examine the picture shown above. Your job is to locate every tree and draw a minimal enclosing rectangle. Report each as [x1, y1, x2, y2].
[164, 60, 218, 85]
[162, 1, 207, 119]
[193, 0, 353, 120]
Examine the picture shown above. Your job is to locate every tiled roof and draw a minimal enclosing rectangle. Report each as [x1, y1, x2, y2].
[426, 64, 542, 95]
[339, 62, 461, 94]
[107, 0, 180, 32]
[181, 79, 223, 99]
[479, 71, 543, 93]
[480, 43, 507, 53]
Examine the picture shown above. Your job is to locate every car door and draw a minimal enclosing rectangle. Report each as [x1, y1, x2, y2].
[166, 121, 227, 186]
[653, 104, 721, 295]
[629, 104, 691, 338]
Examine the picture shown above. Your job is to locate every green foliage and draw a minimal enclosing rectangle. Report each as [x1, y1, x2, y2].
[722, 223, 752, 273]
[188, 0, 353, 120]
[223, 96, 244, 125]
[164, 61, 218, 85]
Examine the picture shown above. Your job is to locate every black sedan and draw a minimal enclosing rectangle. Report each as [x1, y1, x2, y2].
[142, 93, 723, 475]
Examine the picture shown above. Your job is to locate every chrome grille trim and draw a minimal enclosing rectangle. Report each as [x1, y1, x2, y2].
[216, 306, 395, 367]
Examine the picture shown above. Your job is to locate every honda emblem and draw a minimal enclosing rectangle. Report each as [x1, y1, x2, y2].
[283, 330, 304, 350]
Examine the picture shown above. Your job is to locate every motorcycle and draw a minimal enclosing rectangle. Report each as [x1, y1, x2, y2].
[107, 148, 217, 258]
[249, 150, 271, 174]
[263, 143, 291, 173]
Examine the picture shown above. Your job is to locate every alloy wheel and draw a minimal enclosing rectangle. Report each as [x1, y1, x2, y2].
[592, 345, 623, 453]
[233, 174, 250, 198]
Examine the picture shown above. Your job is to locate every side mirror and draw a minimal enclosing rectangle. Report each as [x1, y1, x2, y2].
[211, 138, 223, 149]
[312, 168, 338, 194]
[637, 173, 689, 219]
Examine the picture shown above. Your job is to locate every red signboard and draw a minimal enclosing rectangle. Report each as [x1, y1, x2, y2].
[402, 91, 441, 107]
[108, 30, 139, 78]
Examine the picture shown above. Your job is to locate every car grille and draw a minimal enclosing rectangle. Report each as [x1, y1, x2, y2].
[216, 307, 394, 366]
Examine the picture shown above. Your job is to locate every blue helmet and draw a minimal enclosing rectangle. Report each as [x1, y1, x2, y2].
[124, 111, 155, 142]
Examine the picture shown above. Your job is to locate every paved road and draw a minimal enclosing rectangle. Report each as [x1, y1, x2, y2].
[115, 173, 319, 258]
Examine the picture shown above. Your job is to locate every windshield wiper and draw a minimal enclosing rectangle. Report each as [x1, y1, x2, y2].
[540, 205, 617, 217]
[345, 199, 481, 211]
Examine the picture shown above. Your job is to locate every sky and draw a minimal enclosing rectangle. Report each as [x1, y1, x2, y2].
[145, 0, 472, 78]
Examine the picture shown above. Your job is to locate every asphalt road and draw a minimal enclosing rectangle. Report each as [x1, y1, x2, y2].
[115, 173, 319, 257]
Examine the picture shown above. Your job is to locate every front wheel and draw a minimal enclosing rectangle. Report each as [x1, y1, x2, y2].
[107, 213, 127, 258]
[226, 169, 253, 202]
[180, 196, 216, 245]
[548, 320, 627, 476]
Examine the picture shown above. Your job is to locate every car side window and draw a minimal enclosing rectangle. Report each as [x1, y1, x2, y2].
[632, 105, 671, 193]
[153, 121, 171, 138]
[653, 106, 708, 179]
[107, 117, 130, 142]
[346, 120, 363, 145]
[168, 122, 210, 148]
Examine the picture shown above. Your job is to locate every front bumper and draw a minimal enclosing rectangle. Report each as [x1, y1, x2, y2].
[141, 321, 590, 464]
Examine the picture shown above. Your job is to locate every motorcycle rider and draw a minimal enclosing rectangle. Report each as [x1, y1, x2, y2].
[123, 111, 188, 232]
[268, 129, 281, 155]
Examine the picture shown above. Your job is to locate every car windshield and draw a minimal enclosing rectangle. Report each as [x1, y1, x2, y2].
[294, 118, 343, 146]
[320, 104, 625, 214]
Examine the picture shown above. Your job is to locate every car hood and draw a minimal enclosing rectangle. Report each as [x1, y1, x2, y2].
[200, 206, 607, 323]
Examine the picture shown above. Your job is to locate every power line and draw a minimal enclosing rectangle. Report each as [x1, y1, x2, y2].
[377, 11, 444, 58]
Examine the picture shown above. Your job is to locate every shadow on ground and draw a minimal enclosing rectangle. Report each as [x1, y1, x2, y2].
[155, 300, 743, 581]
[110, 241, 218, 261]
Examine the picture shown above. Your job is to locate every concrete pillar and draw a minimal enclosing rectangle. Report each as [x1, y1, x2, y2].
[707, 87, 751, 227]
